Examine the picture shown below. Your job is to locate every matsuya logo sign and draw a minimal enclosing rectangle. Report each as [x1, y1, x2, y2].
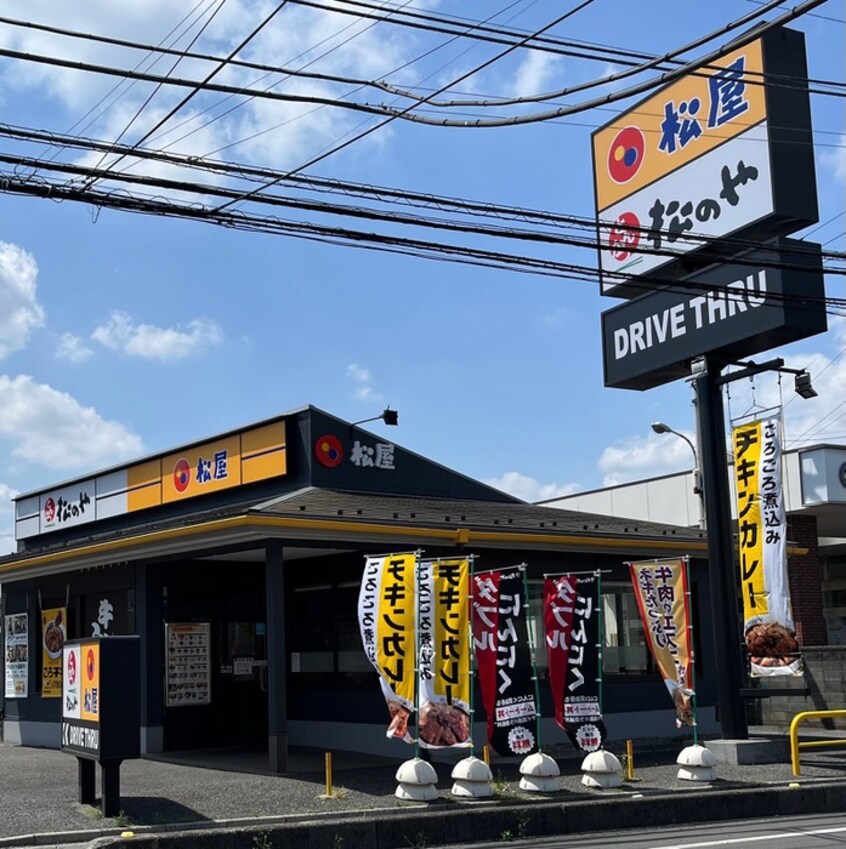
[313, 434, 396, 471]
[592, 27, 818, 298]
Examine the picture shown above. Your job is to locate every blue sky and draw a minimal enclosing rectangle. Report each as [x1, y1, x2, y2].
[0, 0, 844, 552]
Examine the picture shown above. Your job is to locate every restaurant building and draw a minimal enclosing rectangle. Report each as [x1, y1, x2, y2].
[1, 406, 715, 771]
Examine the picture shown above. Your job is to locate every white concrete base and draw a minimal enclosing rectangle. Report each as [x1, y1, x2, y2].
[677, 744, 718, 782]
[395, 758, 438, 801]
[581, 771, 623, 789]
[581, 749, 623, 789]
[451, 756, 493, 798]
[518, 752, 560, 794]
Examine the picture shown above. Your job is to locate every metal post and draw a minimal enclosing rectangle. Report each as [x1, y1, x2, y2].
[693, 358, 748, 740]
[265, 541, 288, 773]
[100, 760, 122, 818]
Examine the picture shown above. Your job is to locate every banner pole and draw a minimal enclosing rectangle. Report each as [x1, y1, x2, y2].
[595, 570, 605, 718]
[684, 556, 699, 746]
[414, 551, 422, 761]
[468, 554, 477, 758]
[520, 565, 543, 753]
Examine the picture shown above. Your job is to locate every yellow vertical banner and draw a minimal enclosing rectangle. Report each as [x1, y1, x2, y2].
[629, 559, 695, 727]
[733, 415, 800, 676]
[41, 607, 66, 698]
[418, 558, 471, 748]
[80, 642, 101, 722]
[358, 553, 418, 742]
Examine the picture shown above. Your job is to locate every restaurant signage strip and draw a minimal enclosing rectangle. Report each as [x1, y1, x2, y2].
[732, 415, 802, 676]
[602, 238, 827, 390]
[358, 553, 418, 742]
[473, 568, 540, 758]
[544, 575, 607, 753]
[592, 26, 817, 298]
[417, 558, 472, 749]
[14, 421, 287, 540]
[629, 559, 695, 727]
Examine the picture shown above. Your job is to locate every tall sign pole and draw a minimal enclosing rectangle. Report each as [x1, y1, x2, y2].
[594, 24, 823, 743]
[694, 358, 748, 739]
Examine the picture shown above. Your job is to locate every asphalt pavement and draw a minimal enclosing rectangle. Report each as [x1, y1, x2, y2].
[2, 733, 846, 849]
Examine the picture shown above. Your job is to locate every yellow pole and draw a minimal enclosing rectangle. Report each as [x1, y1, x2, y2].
[325, 752, 333, 797]
[626, 739, 635, 781]
[483, 745, 490, 766]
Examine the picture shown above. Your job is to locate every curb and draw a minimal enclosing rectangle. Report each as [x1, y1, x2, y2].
[63, 779, 846, 849]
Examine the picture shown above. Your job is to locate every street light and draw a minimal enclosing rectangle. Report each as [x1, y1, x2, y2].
[651, 421, 705, 529]
[350, 406, 399, 428]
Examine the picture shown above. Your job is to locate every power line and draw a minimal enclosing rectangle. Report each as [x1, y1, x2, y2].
[85, 0, 292, 189]
[1, 120, 843, 274]
[0, 159, 842, 319]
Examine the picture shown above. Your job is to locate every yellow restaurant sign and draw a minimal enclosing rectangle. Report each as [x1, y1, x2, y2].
[15, 421, 287, 539]
[592, 38, 766, 213]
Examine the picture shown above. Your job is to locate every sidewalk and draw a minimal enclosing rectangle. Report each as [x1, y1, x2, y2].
[2, 734, 846, 849]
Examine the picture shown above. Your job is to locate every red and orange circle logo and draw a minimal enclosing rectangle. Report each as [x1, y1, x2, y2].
[314, 434, 344, 468]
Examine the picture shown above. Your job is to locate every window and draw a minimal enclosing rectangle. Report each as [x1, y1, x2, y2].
[602, 581, 653, 675]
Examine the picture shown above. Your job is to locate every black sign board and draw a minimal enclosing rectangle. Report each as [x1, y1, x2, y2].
[61, 636, 140, 762]
[602, 239, 827, 390]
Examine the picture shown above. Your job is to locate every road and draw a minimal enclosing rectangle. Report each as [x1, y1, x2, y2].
[444, 813, 846, 849]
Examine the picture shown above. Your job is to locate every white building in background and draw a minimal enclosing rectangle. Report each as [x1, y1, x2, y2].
[539, 443, 846, 643]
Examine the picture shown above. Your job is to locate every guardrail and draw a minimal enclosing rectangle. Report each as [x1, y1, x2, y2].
[790, 709, 846, 775]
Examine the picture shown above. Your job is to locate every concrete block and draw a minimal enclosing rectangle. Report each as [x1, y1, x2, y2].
[707, 738, 790, 764]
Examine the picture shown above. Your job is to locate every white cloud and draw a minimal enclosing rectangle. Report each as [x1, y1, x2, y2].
[347, 362, 383, 403]
[0, 375, 143, 470]
[0, 1, 416, 174]
[0, 241, 45, 360]
[91, 311, 221, 360]
[0, 481, 18, 556]
[55, 333, 94, 363]
[509, 50, 561, 99]
[485, 471, 579, 503]
[598, 433, 698, 487]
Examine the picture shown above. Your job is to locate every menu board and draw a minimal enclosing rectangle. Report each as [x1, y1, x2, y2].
[165, 623, 211, 707]
[4, 613, 28, 698]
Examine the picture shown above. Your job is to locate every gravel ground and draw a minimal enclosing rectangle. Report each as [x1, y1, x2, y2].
[2, 738, 846, 843]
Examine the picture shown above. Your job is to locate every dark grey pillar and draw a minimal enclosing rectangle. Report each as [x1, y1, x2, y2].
[265, 541, 288, 772]
[694, 359, 748, 740]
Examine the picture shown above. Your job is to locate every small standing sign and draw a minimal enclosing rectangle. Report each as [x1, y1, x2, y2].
[61, 636, 140, 817]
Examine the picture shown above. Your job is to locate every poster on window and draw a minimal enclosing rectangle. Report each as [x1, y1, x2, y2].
[358, 553, 418, 742]
[417, 558, 472, 749]
[41, 607, 67, 698]
[472, 568, 539, 757]
[544, 575, 607, 753]
[4, 613, 28, 698]
[733, 415, 801, 676]
[166, 623, 211, 706]
[629, 559, 695, 727]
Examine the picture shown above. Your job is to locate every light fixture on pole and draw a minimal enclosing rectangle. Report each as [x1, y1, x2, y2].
[350, 406, 399, 428]
[793, 370, 817, 399]
[651, 422, 705, 529]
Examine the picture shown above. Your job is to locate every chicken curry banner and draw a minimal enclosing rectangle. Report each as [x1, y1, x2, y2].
[628, 558, 695, 727]
[732, 414, 801, 676]
[358, 553, 418, 742]
[417, 558, 472, 749]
